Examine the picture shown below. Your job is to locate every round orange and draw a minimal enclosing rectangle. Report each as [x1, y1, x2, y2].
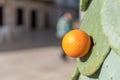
[62, 29, 91, 58]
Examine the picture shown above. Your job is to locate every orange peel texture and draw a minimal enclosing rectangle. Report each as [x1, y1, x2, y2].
[62, 29, 91, 58]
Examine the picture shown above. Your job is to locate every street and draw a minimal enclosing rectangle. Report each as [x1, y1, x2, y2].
[0, 45, 76, 80]
[0, 29, 76, 80]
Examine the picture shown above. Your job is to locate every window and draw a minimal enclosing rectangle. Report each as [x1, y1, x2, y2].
[31, 10, 37, 30]
[0, 6, 3, 26]
[16, 8, 23, 25]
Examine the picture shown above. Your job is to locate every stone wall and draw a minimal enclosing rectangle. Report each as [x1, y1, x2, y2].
[0, 0, 56, 31]
[0, 0, 79, 32]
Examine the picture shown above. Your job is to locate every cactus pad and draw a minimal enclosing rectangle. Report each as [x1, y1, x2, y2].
[80, 0, 92, 11]
[77, 0, 110, 76]
[99, 50, 120, 80]
[101, 0, 120, 55]
[79, 74, 98, 80]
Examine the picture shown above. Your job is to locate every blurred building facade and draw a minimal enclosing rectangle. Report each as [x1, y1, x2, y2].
[0, 0, 79, 31]
[55, 0, 79, 19]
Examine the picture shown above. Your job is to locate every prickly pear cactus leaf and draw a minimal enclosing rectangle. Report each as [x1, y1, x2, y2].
[79, 74, 98, 80]
[80, 0, 92, 11]
[77, 0, 110, 76]
[99, 50, 120, 80]
[101, 0, 120, 55]
[70, 67, 80, 80]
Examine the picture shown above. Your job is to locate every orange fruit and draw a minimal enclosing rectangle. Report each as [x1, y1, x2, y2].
[62, 29, 91, 58]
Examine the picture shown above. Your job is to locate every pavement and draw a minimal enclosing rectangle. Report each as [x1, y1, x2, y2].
[0, 29, 76, 80]
[0, 47, 76, 80]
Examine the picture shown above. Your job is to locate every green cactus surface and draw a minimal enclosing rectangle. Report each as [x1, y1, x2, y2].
[79, 74, 98, 80]
[71, 0, 120, 79]
[70, 67, 80, 80]
[77, 0, 110, 76]
[99, 50, 120, 80]
[101, 0, 120, 55]
[80, 0, 92, 11]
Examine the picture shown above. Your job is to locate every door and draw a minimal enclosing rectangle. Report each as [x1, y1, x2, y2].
[31, 10, 37, 30]
[0, 6, 3, 26]
[16, 8, 23, 26]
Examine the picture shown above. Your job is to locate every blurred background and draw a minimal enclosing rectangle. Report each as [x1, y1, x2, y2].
[0, 0, 79, 80]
